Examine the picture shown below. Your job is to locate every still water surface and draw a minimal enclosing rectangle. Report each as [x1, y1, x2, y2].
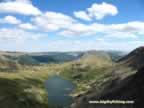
[45, 74, 76, 106]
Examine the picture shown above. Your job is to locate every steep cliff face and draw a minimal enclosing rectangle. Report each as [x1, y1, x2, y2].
[119, 46, 144, 69]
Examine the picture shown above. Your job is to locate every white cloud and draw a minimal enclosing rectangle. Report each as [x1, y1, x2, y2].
[38, 39, 144, 52]
[58, 21, 144, 39]
[13, 0, 31, 3]
[32, 11, 76, 32]
[27, 3, 142, 39]
[0, 0, 41, 15]
[19, 23, 37, 30]
[31, 10, 144, 39]
[109, 21, 144, 33]
[59, 23, 103, 36]
[88, 2, 118, 20]
[74, 2, 118, 21]
[0, 28, 47, 41]
[104, 32, 137, 39]
[0, 1, 143, 51]
[73, 11, 91, 21]
[0, 15, 21, 24]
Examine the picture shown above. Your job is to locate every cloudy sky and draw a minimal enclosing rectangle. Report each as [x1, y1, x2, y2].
[0, 0, 144, 52]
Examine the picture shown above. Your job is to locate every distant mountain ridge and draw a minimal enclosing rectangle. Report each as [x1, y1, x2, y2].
[0, 50, 126, 65]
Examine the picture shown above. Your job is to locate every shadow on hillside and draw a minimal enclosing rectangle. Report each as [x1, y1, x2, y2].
[72, 67, 144, 108]
[0, 77, 49, 108]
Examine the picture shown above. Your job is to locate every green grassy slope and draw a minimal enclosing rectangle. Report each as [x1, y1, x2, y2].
[60, 51, 115, 95]
[0, 64, 62, 108]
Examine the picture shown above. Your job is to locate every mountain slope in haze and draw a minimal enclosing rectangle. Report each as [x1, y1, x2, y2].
[119, 46, 144, 69]
[78, 51, 113, 67]
[0, 55, 21, 71]
[31, 52, 83, 63]
[31, 51, 124, 64]
[0, 52, 83, 69]
[0, 50, 125, 67]
[107, 51, 127, 62]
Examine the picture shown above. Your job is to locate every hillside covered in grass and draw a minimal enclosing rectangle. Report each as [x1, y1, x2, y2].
[0, 63, 65, 108]
[0, 50, 127, 108]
